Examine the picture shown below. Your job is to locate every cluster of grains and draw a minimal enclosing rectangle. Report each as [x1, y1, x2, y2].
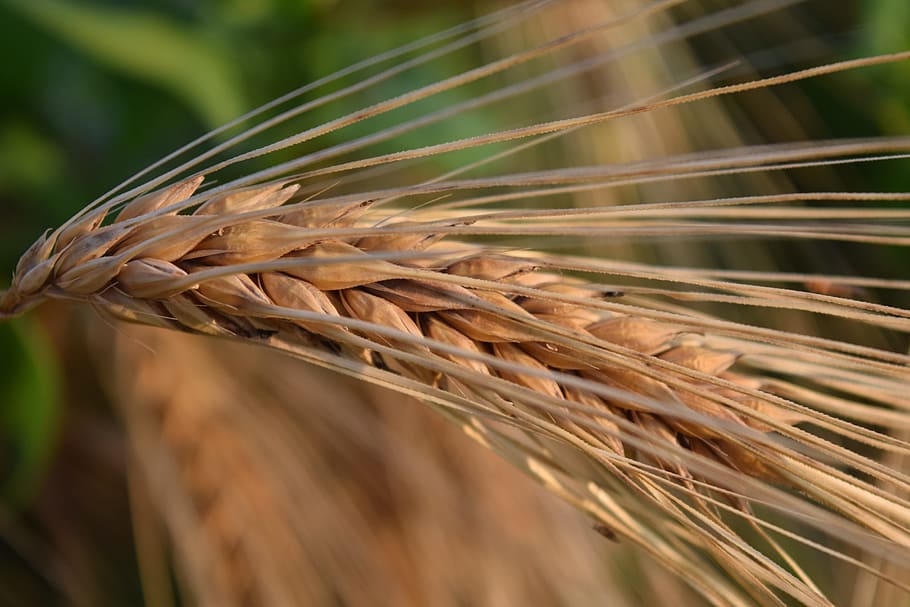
[1, 176, 794, 489]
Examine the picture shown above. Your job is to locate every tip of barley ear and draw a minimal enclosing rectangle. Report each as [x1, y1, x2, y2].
[0, 294, 12, 320]
[0, 289, 26, 320]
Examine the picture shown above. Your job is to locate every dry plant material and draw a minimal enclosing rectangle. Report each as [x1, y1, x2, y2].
[107, 319, 687, 607]
[4, 1, 910, 605]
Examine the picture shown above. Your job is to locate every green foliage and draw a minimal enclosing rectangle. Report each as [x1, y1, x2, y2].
[0, 319, 60, 507]
[862, 0, 910, 136]
[6, 0, 247, 129]
[0, 122, 64, 193]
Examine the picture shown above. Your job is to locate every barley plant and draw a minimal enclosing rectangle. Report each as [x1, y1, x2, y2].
[2, 0, 910, 605]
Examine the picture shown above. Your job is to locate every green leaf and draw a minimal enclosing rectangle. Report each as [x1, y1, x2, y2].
[0, 318, 60, 507]
[6, 0, 246, 128]
[0, 121, 64, 193]
[864, 0, 910, 56]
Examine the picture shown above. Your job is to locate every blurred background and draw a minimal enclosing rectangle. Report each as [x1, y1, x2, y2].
[1, 0, 908, 605]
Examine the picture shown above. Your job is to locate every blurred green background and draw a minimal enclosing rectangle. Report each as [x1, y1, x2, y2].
[0, 0, 907, 604]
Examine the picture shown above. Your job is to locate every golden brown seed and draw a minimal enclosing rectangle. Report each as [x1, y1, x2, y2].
[117, 259, 190, 299]
[356, 223, 442, 252]
[527, 311, 604, 332]
[162, 294, 237, 337]
[716, 373, 806, 430]
[55, 222, 136, 277]
[280, 241, 404, 290]
[581, 366, 682, 414]
[13, 231, 56, 279]
[340, 288, 424, 349]
[698, 438, 781, 482]
[659, 346, 739, 376]
[630, 413, 692, 478]
[341, 289, 436, 383]
[446, 254, 539, 281]
[13, 256, 58, 297]
[261, 272, 338, 316]
[194, 273, 272, 315]
[279, 199, 373, 229]
[586, 316, 680, 356]
[260, 272, 341, 336]
[532, 281, 615, 300]
[115, 175, 205, 223]
[422, 315, 491, 376]
[364, 279, 474, 312]
[667, 385, 747, 440]
[491, 342, 564, 402]
[185, 220, 309, 265]
[562, 384, 625, 456]
[438, 290, 538, 343]
[113, 215, 213, 262]
[56, 210, 108, 250]
[55, 256, 125, 295]
[94, 290, 173, 330]
[194, 183, 297, 216]
[519, 340, 596, 371]
[518, 295, 605, 329]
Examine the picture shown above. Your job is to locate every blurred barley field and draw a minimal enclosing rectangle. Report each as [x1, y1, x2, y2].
[1, 1, 909, 606]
